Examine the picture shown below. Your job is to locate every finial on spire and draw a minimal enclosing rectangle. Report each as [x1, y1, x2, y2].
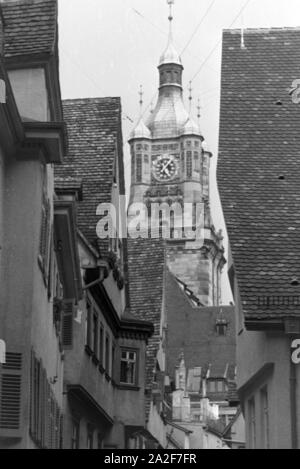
[167, 0, 175, 23]
[188, 81, 193, 114]
[167, 0, 175, 41]
[139, 85, 144, 116]
[197, 98, 201, 123]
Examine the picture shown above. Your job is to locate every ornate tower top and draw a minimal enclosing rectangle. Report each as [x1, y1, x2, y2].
[159, 0, 182, 67]
[146, 0, 189, 139]
[129, 85, 151, 141]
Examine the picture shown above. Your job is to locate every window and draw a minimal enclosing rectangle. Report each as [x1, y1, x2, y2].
[99, 325, 104, 367]
[87, 425, 94, 449]
[105, 335, 110, 375]
[92, 312, 98, 358]
[112, 344, 116, 380]
[248, 398, 256, 449]
[181, 152, 185, 175]
[194, 151, 200, 172]
[85, 301, 92, 350]
[71, 419, 80, 449]
[217, 380, 224, 393]
[216, 320, 228, 336]
[98, 433, 103, 450]
[39, 197, 51, 281]
[136, 155, 142, 183]
[261, 387, 270, 449]
[207, 380, 216, 393]
[144, 155, 150, 176]
[30, 350, 62, 449]
[131, 153, 135, 180]
[120, 350, 137, 385]
[186, 151, 192, 178]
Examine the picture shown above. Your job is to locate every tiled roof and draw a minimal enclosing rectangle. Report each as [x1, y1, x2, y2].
[217, 28, 300, 321]
[166, 270, 236, 383]
[55, 97, 123, 254]
[127, 238, 166, 418]
[2, 0, 57, 59]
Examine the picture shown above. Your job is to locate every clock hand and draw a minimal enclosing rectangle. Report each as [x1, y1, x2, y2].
[161, 159, 172, 174]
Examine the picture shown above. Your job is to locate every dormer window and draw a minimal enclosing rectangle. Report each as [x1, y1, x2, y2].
[216, 319, 228, 336]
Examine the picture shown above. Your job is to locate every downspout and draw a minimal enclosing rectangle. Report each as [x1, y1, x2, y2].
[290, 353, 298, 449]
[83, 260, 109, 290]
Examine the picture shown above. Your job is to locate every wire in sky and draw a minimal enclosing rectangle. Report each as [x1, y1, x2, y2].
[132, 8, 167, 37]
[181, 0, 217, 55]
[190, 0, 252, 82]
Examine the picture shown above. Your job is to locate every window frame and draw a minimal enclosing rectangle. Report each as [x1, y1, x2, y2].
[71, 418, 80, 450]
[260, 386, 270, 449]
[87, 424, 94, 450]
[105, 334, 110, 377]
[120, 348, 138, 387]
[248, 396, 256, 449]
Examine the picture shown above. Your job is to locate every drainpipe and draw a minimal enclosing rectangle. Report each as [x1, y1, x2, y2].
[83, 260, 109, 291]
[290, 348, 298, 449]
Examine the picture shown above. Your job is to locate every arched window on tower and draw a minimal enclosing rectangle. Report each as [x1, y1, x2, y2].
[136, 154, 142, 183]
[186, 151, 192, 179]
[181, 152, 185, 176]
[144, 155, 150, 178]
[194, 151, 200, 173]
[131, 151, 135, 182]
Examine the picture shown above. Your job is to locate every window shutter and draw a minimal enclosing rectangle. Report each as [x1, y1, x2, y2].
[39, 199, 51, 281]
[61, 300, 74, 349]
[29, 349, 35, 438]
[0, 352, 23, 438]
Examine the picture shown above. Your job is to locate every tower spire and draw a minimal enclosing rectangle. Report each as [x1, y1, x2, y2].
[159, 0, 181, 67]
[139, 85, 144, 116]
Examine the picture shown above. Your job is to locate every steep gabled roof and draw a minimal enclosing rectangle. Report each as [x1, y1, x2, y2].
[55, 97, 123, 254]
[166, 270, 236, 384]
[127, 238, 166, 417]
[217, 28, 300, 324]
[2, 0, 57, 59]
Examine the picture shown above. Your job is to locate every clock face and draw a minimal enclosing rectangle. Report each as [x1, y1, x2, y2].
[153, 155, 178, 182]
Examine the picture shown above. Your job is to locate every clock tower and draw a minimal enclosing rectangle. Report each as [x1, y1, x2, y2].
[128, 0, 225, 306]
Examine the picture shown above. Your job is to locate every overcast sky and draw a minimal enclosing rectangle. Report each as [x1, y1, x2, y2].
[58, 0, 300, 304]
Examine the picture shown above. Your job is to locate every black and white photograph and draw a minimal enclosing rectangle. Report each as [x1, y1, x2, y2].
[0, 0, 300, 452]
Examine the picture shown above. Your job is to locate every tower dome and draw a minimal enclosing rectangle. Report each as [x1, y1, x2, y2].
[146, 0, 188, 139]
[159, 37, 182, 67]
[129, 118, 151, 141]
[182, 116, 202, 137]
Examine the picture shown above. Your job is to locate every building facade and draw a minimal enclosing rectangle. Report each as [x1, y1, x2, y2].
[56, 97, 155, 449]
[0, 0, 75, 449]
[217, 27, 300, 449]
